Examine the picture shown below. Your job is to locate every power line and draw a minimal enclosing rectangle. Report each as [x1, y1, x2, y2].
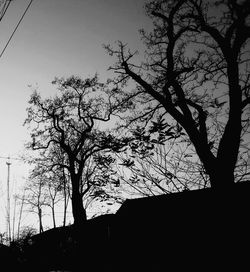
[0, 0, 12, 22]
[0, 156, 21, 161]
[0, 0, 34, 59]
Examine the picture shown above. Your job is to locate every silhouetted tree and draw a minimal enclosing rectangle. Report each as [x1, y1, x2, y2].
[24, 175, 46, 233]
[25, 75, 129, 225]
[105, 0, 250, 190]
[27, 147, 71, 228]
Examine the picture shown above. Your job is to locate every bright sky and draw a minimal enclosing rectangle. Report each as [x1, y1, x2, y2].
[0, 0, 151, 234]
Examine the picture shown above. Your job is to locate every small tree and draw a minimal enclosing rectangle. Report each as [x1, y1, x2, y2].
[44, 174, 61, 229]
[25, 75, 129, 225]
[24, 175, 46, 233]
[28, 150, 70, 228]
[105, 0, 250, 190]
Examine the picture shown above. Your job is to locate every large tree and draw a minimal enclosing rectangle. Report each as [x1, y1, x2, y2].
[105, 0, 250, 190]
[25, 75, 128, 225]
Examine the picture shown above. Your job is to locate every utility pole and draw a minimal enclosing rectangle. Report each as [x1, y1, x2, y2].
[6, 160, 11, 243]
[0, 155, 22, 242]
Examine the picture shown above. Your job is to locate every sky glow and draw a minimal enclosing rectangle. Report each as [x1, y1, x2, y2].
[0, 0, 151, 234]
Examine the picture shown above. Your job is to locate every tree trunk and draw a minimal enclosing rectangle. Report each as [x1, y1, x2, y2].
[63, 168, 69, 226]
[183, 118, 238, 190]
[208, 163, 235, 190]
[210, 60, 242, 190]
[38, 207, 44, 233]
[63, 194, 67, 227]
[194, 143, 235, 189]
[63, 193, 70, 227]
[71, 172, 87, 225]
[70, 166, 87, 226]
[51, 205, 56, 228]
[71, 190, 87, 225]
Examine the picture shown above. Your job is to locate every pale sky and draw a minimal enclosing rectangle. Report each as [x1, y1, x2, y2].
[0, 0, 151, 233]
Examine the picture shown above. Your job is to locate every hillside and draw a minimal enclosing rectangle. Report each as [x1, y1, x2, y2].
[1, 181, 250, 271]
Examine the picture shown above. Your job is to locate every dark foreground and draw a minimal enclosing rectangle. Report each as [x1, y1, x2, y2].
[1, 182, 250, 271]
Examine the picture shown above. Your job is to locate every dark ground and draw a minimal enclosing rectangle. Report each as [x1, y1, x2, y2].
[1, 181, 250, 271]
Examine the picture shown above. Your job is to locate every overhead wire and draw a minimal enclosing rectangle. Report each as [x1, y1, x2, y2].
[0, 155, 21, 161]
[0, 0, 34, 59]
[0, 0, 12, 22]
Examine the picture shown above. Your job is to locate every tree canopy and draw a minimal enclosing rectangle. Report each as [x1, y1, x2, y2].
[25, 75, 129, 225]
[105, 0, 250, 189]
[23, 0, 250, 230]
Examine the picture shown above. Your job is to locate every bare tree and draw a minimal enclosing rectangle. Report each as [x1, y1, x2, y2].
[105, 0, 250, 190]
[24, 176, 46, 233]
[24, 75, 129, 225]
[31, 146, 72, 227]
[61, 166, 70, 226]
[46, 177, 60, 228]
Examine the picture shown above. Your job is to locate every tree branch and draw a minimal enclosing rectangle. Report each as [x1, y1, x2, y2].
[242, 97, 250, 109]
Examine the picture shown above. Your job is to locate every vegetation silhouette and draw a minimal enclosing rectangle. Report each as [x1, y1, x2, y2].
[24, 75, 130, 227]
[1, 182, 250, 271]
[105, 0, 250, 190]
[1, 0, 250, 271]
